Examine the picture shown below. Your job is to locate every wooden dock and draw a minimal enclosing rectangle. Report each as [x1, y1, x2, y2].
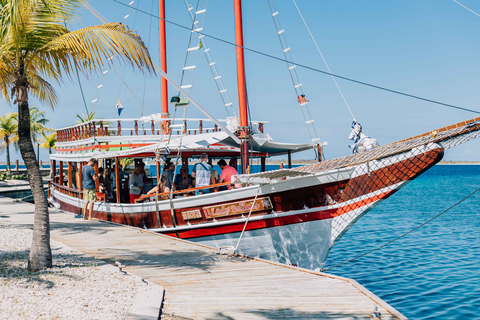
[0, 196, 407, 319]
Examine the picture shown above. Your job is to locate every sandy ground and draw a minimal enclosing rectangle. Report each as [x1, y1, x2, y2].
[0, 223, 144, 320]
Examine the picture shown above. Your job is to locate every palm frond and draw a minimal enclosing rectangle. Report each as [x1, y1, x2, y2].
[75, 111, 96, 124]
[39, 131, 56, 150]
[0, 112, 18, 150]
[37, 23, 155, 79]
[28, 74, 58, 107]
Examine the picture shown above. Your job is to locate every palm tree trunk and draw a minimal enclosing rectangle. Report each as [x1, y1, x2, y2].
[49, 148, 52, 178]
[5, 136, 11, 175]
[18, 100, 52, 271]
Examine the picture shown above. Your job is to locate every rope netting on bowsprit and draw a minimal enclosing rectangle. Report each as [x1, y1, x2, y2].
[327, 142, 445, 246]
[296, 116, 480, 175]
[234, 116, 480, 185]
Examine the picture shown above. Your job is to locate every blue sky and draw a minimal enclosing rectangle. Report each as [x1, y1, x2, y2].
[2, 0, 480, 162]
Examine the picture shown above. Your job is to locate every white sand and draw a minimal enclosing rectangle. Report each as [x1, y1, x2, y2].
[0, 223, 143, 320]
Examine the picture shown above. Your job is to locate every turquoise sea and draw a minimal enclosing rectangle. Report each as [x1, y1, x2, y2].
[3, 163, 478, 318]
[325, 165, 480, 319]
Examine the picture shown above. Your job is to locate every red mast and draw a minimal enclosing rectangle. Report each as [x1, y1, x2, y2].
[234, 0, 249, 174]
[159, 0, 168, 124]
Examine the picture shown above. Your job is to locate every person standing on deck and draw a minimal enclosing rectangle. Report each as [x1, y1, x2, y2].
[129, 166, 144, 203]
[192, 153, 212, 195]
[82, 158, 98, 220]
[162, 162, 176, 191]
[218, 159, 239, 190]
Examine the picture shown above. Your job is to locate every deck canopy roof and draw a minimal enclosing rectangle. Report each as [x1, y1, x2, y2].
[51, 131, 318, 162]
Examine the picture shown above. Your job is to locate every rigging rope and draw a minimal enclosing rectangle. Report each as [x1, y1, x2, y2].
[321, 185, 480, 272]
[74, 50, 90, 117]
[266, 0, 321, 159]
[178, 0, 202, 97]
[108, 61, 154, 120]
[64, 18, 89, 116]
[182, 0, 237, 116]
[235, 187, 261, 250]
[141, 0, 156, 121]
[218, 187, 261, 256]
[170, 0, 202, 105]
[110, 0, 480, 115]
[90, 0, 136, 114]
[291, 0, 356, 121]
[453, 0, 480, 18]
[117, 0, 141, 103]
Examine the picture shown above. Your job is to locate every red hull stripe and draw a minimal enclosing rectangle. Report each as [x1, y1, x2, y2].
[162, 189, 396, 239]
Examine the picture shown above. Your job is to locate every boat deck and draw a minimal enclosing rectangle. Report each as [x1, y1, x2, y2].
[0, 196, 407, 319]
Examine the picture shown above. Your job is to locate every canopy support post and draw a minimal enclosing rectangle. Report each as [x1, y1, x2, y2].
[115, 157, 120, 204]
[94, 162, 99, 193]
[78, 162, 83, 200]
[59, 161, 64, 186]
[288, 151, 292, 169]
[52, 160, 56, 181]
[68, 162, 73, 196]
[75, 162, 82, 199]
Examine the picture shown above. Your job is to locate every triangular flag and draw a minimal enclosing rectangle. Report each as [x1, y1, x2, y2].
[116, 99, 124, 116]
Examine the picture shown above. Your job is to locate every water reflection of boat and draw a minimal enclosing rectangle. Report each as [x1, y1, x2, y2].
[49, 1, 480, 270]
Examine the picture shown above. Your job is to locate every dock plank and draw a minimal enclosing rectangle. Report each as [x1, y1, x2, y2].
[0, 197, 407, 319]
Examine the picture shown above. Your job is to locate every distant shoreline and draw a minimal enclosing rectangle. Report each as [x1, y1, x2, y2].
[1, 160, 479, 167]
[437, 161, 480, 165]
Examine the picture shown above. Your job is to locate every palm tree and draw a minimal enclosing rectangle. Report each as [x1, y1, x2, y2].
[0, 0, 154, 271]
[12, 107, 51, 153]
[0, 112, 18, 174]
[29, 107, 50, 144]
[39, 132, 56, 177]
[119, 158, 134, 170]
[75, 111, 96, 124]
[39, 132, 57, 155]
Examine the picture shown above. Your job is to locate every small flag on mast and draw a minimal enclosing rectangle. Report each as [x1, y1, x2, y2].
[116, 99, 124, 116]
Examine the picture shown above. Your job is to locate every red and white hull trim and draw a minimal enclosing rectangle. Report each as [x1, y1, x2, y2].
[51, 143, 444, 269]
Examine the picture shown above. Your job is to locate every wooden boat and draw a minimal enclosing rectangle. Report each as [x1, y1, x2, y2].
[49, 1, 480, 270]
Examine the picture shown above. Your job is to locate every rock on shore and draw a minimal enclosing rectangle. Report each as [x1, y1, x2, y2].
[0, 223, 143, 319]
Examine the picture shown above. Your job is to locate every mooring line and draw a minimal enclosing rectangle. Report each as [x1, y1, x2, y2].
[321, 186, 480, 272]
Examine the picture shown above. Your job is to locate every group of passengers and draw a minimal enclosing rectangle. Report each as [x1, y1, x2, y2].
[141, 153, 239, 203]
[77, 153, 240, 206]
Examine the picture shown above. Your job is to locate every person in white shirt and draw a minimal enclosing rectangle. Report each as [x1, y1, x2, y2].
[192, 153, 212, 196]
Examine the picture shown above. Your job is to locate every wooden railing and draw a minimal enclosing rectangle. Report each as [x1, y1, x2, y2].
[52, 181, 84, 199]
[52, 179, 235, 204]
[56, 118, 267, 143]
[135, 182, 233, 203]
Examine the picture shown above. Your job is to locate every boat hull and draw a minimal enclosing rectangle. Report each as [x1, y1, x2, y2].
[51, 143, 444, 269]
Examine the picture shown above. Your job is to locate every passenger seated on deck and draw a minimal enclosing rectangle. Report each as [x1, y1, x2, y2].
[162, 162, 176, 191]
[145, 176, 170, 201]
[97, 175, 107, 202]
[103, 168, 113, 202]
[129, 166, 144, 203]
[175, 173, 193, 192]
[175, 172, 191, 189]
